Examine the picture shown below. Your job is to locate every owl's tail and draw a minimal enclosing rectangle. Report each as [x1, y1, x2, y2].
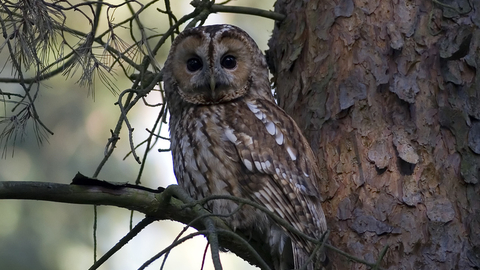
[268, 225, 294, 270]
[293, 242, 328, 270]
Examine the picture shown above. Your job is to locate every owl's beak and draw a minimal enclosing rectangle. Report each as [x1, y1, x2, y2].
[210, 76, 216, 92]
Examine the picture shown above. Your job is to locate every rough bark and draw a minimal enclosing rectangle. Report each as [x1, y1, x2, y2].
[267, 0, 480, 269]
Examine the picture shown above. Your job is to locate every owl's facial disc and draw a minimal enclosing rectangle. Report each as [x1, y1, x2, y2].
[176, 52, 249, 104]
[169, 28, 256, 105]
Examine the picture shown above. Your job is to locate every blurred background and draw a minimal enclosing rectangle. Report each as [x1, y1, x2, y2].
[0, 1, 275, 269]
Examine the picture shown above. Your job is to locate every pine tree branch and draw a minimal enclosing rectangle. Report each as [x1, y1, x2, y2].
[0, 175, 274, 269]
[190, 1, 286, 21]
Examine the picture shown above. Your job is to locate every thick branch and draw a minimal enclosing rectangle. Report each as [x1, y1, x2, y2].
[0, 181, 160, 213]
[0, 178, 273, 269]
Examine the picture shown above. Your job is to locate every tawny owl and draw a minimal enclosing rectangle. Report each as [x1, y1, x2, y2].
[163, 24, 327, 270]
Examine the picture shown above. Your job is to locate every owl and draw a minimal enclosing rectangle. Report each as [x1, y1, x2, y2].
[163, 24, 327, 270]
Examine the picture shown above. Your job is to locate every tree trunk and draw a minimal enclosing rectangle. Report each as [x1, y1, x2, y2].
[267, 0, 480, 269]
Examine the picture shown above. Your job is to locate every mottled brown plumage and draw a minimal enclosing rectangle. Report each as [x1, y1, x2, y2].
[163, 24, 327, 270]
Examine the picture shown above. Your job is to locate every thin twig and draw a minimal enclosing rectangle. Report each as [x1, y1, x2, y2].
[190, 2, 286, 21]
[372, 245, 389, 270]
[116, 89, 141, 164]
[88, 217, 156, 270]
[432, 0, 472, 15]
[324, 243, 387, 270]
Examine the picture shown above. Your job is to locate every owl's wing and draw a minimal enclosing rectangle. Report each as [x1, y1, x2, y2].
[224, 98, 327, 236]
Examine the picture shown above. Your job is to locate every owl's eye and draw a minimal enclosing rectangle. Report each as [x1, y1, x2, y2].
[221, 55, 237, 69]
[186, 57, 203, 72]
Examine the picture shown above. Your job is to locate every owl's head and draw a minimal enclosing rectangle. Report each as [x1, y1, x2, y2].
[163, 24, 269, 105]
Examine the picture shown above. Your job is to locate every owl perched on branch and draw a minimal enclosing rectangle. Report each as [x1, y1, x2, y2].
[163, 24, 327, 270]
